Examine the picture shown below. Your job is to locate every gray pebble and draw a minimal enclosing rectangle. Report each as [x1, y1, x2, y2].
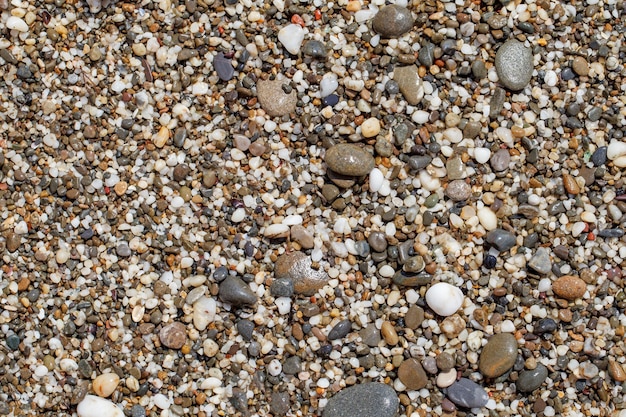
[471, 60, 487, 79]
[372, 5, 414, 38]
[393, 65, 424, 105]
[270, 278, 295, 298]
[528, 247, 551, 274]
[489, 87, 506, 119]
[359, 325, 381, 347]
[131, 405, 147, 417]
[325, 143, 375, 177]
[591, 146, 607, 166]
[495, 40, 534, 91]
[219, 276, 258, 306]
[270, 391, 291, 415]
[237, 320, 255, 341]
[368, 231, 388, 252]
[6, 334, 20, 350]
[490, 149, 510, 171]
[328, 319, 352, 340]
[445, 180, 471, 201]
[116, 242, 131, 257]
[422, 356, 438, 374]
[303, 40, 327, 58]
[214, 53, 234, 81]
[446, 378, 489, 409]
[418, 42, 435, 67]
[516, 364, 548, 392]
[486, 229, 516, 252]
[283, 356, 302, 375]
[323, 382, 399, 417]
[408, 155, 432, 171]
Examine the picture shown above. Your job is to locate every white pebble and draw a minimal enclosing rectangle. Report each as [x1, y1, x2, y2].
[193, 296, 216, 331]
[538, 278, 552, 292]
[474, 148, 491, 164]
[231, 207, 246, 223]
[7, 16, 29, 32]
[369, 168, 384, 193]
[320, 74, 339, 97]
[170, 196, 184, 209]
[201, 377, 222, 390]
[77, 396, 124, 417]
[264, 224, 290, 238]
[153, 393, 171, 410]
[278, 24, 305, 55]
[607, 140, 626, 160]
[412, 110, 430, 124]
[425, 282, 464, 317]
[477, 207, 498, 231]
[34, 365, 49, 377]
[202, 339, 219, 357]
[268, 359, 282, 376]
[275, 297, 292, 315]
[379, 265, 395, 278]
[544, 70, 558, 87]
[436, 368, 457, 388]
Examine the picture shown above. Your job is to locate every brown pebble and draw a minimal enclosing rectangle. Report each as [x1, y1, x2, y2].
[17, 277, 30, 291]
[552, 275, 586, 300]
[159, 322, 187, 349]
[572, 56, 589, 76]
[381, 321, 399, 345]
[493, 287, 507, 297]
[114, 181, 128, 196]
[558, 309, 573, 322]
[608, 360, 626, 382]
[292, 322, 304, 341]
[562, 173, 580, 194]
[405, 305, 424, 330]
[397, 358, 428, 390]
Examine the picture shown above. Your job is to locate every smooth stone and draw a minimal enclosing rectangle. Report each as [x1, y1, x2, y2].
[591, 146, 607, 166]
[219, 276, 258, 306]
[283, 356, 302, 374]
[270, 391, 290, 415]
[445, 180, 471, 201]
[490, 149, 510, 171]
[359, 325, 381, 347]
[572, 56, 589, 76]
[478, 333, 518, 378]
[290, 225, 314, 249]
[398, 358, 428, 390]
[394, 65, 424, 105]
[393, 270, 431, 287]
[303, 40, 327, 58]
[322, 382, 399, 417]
[270, 278, 295, 298]
[77, 395, 124, 417]
[552, 275, 586, 300]
[6, 334, 20, 350]
[327, 319, 352, 340]
[446, 378, 489, 409]
[237, 319, 255, 341]
[159, 322, 187, 349]
[325, 143, 375, 177]
[213, 53, 234, 81]
[408, 155, 432, 171]
[93, 373, 120, 398]
[274, 251, 329, 295]
[6, 233, 20, 252]
[425, 282, 464, 317]
[437, 368, 457, 388]
[418, 42, 435, 67]
[528, 247, 551, 274]
[608, 360, 626, 382]
[257, 78, 297, 117]
[372, 5, 414, 38]
[516, 364, 548, 392]
[489, 87, 506, 118]
[486, 229, 516, 252]
[534, 318, 557, 334]
[495, 40, 533, 91]
[277, 24, 305, 55]
[405, 305, 424, 329]
[193, 296, 216, 331]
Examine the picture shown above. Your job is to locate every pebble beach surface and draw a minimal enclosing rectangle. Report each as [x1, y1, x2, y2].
[1, 0, 626, 416]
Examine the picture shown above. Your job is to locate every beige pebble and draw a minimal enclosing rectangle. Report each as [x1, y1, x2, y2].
[153, 126, 170, 148]
[93, 373, 120, 397]
[381, 321, 399, 345]
[436, 368, 457, 388]
[361, 117, 381, 138]
[114, 181, 128, 196]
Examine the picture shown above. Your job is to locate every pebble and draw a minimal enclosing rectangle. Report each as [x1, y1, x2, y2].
[372, 5, 414, 38]
[608, 360, 626, 382]
[270, 391, 290, 415]
[193, 296, 216, 331]
[490, 149, 510, 171]
[486, 229, 517, 252]
[478, 333, 518, 378]
[325, 143, 375, 177]
[572, 56, 589, 76]
[219, 276, 258, 306]
[437, 368, 457, 388]
[257, 78, 297, 117]
[237, 319, 255, 341]
[93, 373, 120, 398]
[528, 247, 551, 274]
[328, 319, 352, 340]
[398, 358, 428, 390]
[562, 173, 580, 194]
[552, 275, 586, 300]
[446, 378, 489, 409]
[361, 117, 380, 138]
[270, 278, 295, 298]
[534, 318, 557, 334]
[322, 382, 399, 417]
[303, 40, 327, 58]
[394, 65, 424, 105]
[283, 356, 302, 375]
[495, 40, 534, 90]
[77, 395, 124, 417]
[425, 283, 464, 317]
[277, 24, 306, 55]
[6, 334, 20, 350]
[290, 225, 314, 249]
[516, 364, 548, 393]
[274, 251, 329, 295]
[6, 16, 29, 32]
[381, 321, 399, 345]
[359, 325, 381, 347]
[159, 322, 187, 350]
[213, 53, 234, 81]
[6, 233, 20, 252]
[445, 180, 471, 201]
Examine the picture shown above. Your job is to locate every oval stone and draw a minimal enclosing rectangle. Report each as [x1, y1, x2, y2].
[274, 251, 329, 295]
[552, 275, 586, 300]
[516, 364, 548, 392]
[398, 358, 428, 390]
[323, 382, 399, 417]
[495, 40, 533, 91]
[372, 5, 414, 38]
[478, 333, 518, 378]
[446, 378, 489, 409]
[257, 78, 297, 117]
[325, 143, 375, 177]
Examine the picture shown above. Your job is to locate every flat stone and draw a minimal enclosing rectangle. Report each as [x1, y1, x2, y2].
[159, 322, 187, 350]
[398, 358, 428, 390]
[327, 319, 352, 340]
[394, 65, 424, 105]
[257, 78, 297, 117]
[325, 143, 375, 177]
[368, 231, 388, 252]
[446, 378, 489, 409]
[270, 278, 294, 298]
[213, 52, 234, 81]
[270, 392, 290, 415]
[303, 40, 327, 58]
[528, 247, 551, 274]
[534, 318, 557, 334]
[490, 149, 510, 171]
[445, 180, 471, 201]
[495, 40, 534, 91]
[6, 233, 20, 252]
[486, 229, 516, 252]
[372, 5, 414, 38]
[218, 276, 258, 306]
[478, 333, 518, 378]
[274, 251, 329, 295]
[516, 364, 548, 392]
[405, 305, 424, 329]
[323, 382, 399, 417]
[393, 270, 432, 287]
[359, 325, 381, 347]
[552, 275, 586, 300]
[572, 56, 589, 76]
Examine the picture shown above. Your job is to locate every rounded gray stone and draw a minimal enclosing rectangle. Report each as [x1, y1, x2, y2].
[495, 40, 533, 91]
[446, 378, 489, 409]
[516, 364, 548, 392]
[257, 78, 297, 117]
[445, 180, 471, 201]
[218, 276, 258, 306]
[325, 143, 375, 177]
[394, 65, 424, 105]
[323, 382, 399, 417]
[486, 229, 517, 252]
[372, 5, 414, 38]
[327, 319, 352, 340]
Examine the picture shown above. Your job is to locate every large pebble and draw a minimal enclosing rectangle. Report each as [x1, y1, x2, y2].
[7, 16, 29, 32]
[93, 373, 120, 398]
[446, 378, 489, 409]
[425, 282, 464, 317]
[495, 40, 533, 91]
[327, 319, 352, 340]
[277, 24, 305, 55]
[257, 79, 297, 117]
[193, 296, 216, 331]
[323, 382, 399, 417]
[372, 5, 414, 38]
[552, 275, 586, 300]
[398, 358, 428, 390]
[607, 140, 626, 167]
[477, 208, 497, 231]
[394, 65, 424, 105]
[490, 149, 510, 171]
[159, 322, 187, 349]
[219, 276, 258, 306]
[445, 180, 471, 201]
[478, 333, 518, 378]
[516, 364, 548, 392]
[528, 247, 551, 274]
[274, 251, 329, 295]
[325, 143, 375, 177]
[486, 229, 516, 252]
[77, 395, 124, 417]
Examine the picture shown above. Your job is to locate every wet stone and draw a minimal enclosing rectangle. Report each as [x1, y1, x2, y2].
[393, 270, 431, 287]
[325, 143, 375, 177]
[552, 275, 586, 300]
[274, 251, 329, 295]
[372, 5, 414, 38]
[6, 334, 20, 350]
[418, 42, 435, 67]
[446, 378, 489, 409]
[495, 39, 534, 90]
[408, 155, 432, 171]
[516, 364, 548, 392]
[219, 276, 258, 306]
[534, 318, 557, 334]
[328, 319, 351, 340]
[486, 229, 516, 252]
[478, 333, 518, 378]
[591, 146, 607, 166]
[303, 40, 327, 58]
[398, 358, 428, 390]
[322, 382, 399, 417]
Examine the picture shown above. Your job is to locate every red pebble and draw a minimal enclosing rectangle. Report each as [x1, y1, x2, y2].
[587, 232, 595, 241]
[291, 14, 305, 27]
[314, 9, 322, 20]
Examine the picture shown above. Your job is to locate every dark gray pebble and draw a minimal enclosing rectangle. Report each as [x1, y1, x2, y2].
[323, 382, 399, 417]
[6, 334, 20, 350]
[270, 278, 295, 298]
[534, 318, 557, 334]
[237, 320, 255, 341]
[486, 229, 516, 252]
[328, 319, 352, 340]
[372, 5, 414, 38]
[214, 53, 234, 81]
[283, 356, 302, 375]
[270, 391, 291, 415]
[591, 146, 607, 166]
[446, 378, 489, 409]
[219, 276, 258, 306]
[516, 364, 548, 392]
[597, 229, 624, 238]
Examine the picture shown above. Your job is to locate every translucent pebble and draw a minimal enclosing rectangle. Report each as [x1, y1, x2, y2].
[277, 24, 305, 55]
[369, 168, 384, 193]
[193, 296, 216, 331]
[77, 395, 124, 417]
[275, 297, 292, 315]
[93, 373, 120, 398]
[425, 282, 464, 317]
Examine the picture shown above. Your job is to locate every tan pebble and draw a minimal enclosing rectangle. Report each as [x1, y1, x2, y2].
[153, 126, 170, 148]
[552, 275, 586, 300]
[562, 173, 580, 194]
[346, 0, 361, 11]
[436, 368, 457, 388]
[440, 314, 466, 339]
[397, 358, 428, 390]
[381, 321, 399, 345]
[114, 181, 128, 196]
[361, 117, 381, 138]
[609, 360, 626, 382]
[93, 373, 120, 397]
